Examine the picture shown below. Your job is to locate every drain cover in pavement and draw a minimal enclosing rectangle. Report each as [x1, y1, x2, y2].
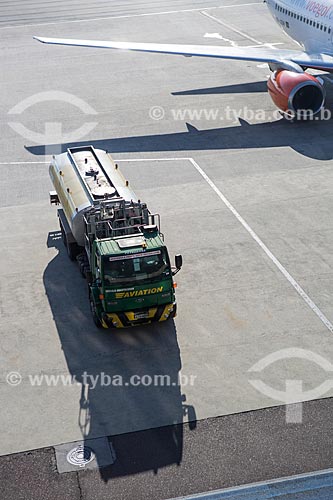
[55, 437, 116, 473]
[66, 445, 95, 467]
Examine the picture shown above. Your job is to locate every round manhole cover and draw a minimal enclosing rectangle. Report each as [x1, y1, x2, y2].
[66, 445, 95, 467]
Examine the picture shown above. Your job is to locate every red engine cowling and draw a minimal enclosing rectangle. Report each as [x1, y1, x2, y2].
[267, 70, 325, 116]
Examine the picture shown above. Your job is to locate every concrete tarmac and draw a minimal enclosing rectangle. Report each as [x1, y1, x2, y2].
[0, 0, 333, 495]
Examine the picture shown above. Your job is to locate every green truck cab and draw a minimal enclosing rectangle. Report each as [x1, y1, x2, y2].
[89, 229, 182, 328]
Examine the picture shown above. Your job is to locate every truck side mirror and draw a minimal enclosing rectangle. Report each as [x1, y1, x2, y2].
[175, 254, 183, 270]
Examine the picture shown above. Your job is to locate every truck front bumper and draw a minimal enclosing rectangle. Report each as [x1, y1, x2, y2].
[101, 302, 177, 329]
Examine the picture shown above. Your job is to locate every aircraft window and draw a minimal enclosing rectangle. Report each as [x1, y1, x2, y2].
[324, 26, 327, 32]
[317, 23, 320, 29]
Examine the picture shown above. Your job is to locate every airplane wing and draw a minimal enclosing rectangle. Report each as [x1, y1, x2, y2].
[33, 36, 333, 71]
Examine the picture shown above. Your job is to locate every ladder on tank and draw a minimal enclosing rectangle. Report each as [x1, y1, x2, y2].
[83, 197, 161, 244]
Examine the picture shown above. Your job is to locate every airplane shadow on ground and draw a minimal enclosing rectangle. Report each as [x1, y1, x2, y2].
[172, 74, 333, 96]
[45, 231, 196, 482]
[172, 80, 269, 95]
[27, 114, 333, 161]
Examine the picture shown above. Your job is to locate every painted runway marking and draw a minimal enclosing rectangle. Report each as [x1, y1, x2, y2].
[201, 11, 284, 49]
[0, 3, 262, 30]
[204, 32, 239, 47]
[189, 157, 333, 334]
[201, 10, 263, 45]
[0, 161, 49, 165]
[4, 155, 333, 333]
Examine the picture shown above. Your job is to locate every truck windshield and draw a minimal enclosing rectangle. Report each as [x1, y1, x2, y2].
[103, 249, 170, 284]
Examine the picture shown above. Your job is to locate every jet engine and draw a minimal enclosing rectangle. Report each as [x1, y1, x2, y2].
[267, 70, 325, 117]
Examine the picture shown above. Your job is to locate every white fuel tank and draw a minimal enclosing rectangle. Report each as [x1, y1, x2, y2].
[49, 146, 138, 246]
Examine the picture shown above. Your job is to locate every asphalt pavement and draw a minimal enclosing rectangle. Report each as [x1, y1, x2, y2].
[1, 399, 333, 500]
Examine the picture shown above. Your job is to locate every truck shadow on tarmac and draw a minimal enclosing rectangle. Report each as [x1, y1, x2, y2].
[45, 231, 196, 481]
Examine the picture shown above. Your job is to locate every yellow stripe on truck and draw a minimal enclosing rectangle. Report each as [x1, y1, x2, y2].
[115, 287, 163, 299]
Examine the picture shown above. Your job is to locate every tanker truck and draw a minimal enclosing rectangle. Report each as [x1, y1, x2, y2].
[49, 146, 182, 329]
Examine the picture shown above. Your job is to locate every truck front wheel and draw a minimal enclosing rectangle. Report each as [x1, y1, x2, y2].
[89, 294, 103, 329]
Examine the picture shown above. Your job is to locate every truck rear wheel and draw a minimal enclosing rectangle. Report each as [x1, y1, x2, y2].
[61, 225, 66, 248]
[59, 216, 79, 261]
[67, 241, 79, 261]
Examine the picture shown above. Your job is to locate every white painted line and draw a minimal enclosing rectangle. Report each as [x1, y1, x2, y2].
[116, 157, 188, 162]
[0, 157, 184, 166]
[4, 154, 333, 334]
[0, 161, 49, 165]
[200, 10, 263, 45]
[188, 157, 333, 334]
[0, 3, 262, 30]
